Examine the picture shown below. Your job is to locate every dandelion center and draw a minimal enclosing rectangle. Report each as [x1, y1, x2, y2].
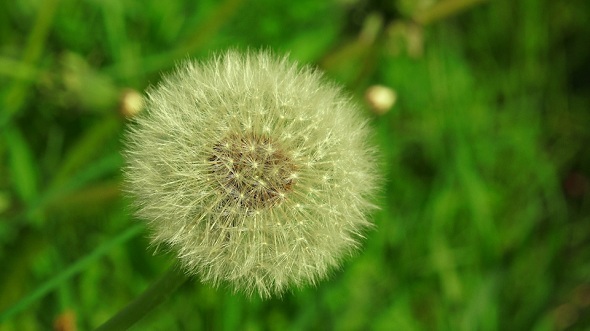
[209, 133, 297, 209]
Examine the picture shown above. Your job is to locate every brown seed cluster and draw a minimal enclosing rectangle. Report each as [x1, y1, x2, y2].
[209, 133, 297, 210]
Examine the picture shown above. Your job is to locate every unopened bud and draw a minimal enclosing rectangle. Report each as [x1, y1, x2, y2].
[365, 85, 397, 115]
[119, 88, 144, 118]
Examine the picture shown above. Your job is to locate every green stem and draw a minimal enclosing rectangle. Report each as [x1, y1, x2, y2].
[95, 265, 189, 331]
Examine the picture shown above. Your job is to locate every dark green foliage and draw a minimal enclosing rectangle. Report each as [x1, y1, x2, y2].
[1, 0, 589, 330]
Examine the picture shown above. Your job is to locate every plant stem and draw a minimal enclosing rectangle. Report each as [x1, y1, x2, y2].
[95, 265, 189, 331]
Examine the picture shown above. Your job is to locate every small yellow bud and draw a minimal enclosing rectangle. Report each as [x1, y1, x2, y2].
[365, 84, 397, 115]
[119, 88, 144, 118]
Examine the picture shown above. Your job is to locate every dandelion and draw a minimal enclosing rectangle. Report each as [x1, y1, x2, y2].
[123, 50, 378, 298]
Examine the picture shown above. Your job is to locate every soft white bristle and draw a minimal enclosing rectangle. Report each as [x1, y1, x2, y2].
[123, 50, 379, 298]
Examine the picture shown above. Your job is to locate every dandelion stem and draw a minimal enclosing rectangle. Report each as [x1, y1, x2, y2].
[95, 265, 188, 331]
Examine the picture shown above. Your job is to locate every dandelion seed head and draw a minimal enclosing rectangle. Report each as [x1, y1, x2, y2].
[124, 50, 379, 298]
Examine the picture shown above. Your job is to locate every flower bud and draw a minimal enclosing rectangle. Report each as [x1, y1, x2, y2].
[119, 88, 144, 118]
[365, 84, 397, 115]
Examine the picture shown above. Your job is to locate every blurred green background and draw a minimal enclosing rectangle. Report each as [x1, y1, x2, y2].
[1, 0, 589, 330]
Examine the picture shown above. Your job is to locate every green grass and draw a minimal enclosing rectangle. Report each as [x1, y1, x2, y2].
[1, 0, 589, 330]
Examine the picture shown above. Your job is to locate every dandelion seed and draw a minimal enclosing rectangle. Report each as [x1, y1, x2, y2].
[123, 50, 379, 298]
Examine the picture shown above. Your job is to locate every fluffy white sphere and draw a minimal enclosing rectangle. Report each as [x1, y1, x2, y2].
[124, 50, 378, 298]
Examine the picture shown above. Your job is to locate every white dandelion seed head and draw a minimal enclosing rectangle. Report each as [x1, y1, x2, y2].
[123, 50, 379, 298]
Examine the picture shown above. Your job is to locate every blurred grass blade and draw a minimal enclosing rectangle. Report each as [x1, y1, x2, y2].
[0, 0, 60, 128]
[0, 57, 43, 81]
[54, 151, 123, 196]
[104, 0, 245, 78]
[8, 151, 123, 225]
[50, 115, 121, 188]
[0, 224, 143, 322]
[413, 0, 488, 25]
[4, 126, 39, 204]
[94, 266, 188, 331]
[28, 152, 123, 218]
